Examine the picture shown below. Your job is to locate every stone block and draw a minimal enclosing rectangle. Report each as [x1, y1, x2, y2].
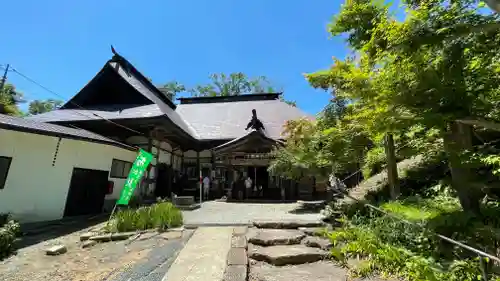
[249, 245, 327, 266]
[80, 232, 96, 241]
[253, 220, 324, 229]
[302, 236, 333, 250]
[231, 235, 247, 249]
[82, 240, 97, 249]
[232, 226, 248, 236]
[173, 196, 195, 206]
[111, 231, 136, 240]
[249, 261, 348, 281]
[248, 229, 305, 246]
[45, 245, 67, 256]
[89, 234, 112, 242]
[223, 265, 247, 281]
[227, 248, 248, 266]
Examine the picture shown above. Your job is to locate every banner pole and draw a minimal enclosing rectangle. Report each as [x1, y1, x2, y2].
[106, 204, 118, 229]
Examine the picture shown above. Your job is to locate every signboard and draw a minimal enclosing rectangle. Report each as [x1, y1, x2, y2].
[116, 149, 153, 205]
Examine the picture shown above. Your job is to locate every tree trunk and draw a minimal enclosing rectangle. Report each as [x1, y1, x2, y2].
[443, 121, 481, 214]
[384, 133, 399, 200]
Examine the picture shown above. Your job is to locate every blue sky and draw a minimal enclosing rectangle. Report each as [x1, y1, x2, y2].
[1, 0, 352, 114]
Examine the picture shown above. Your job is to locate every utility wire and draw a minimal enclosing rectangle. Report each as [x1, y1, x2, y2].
[9, 66, 145, 137]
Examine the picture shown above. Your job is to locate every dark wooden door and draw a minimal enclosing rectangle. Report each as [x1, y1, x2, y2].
[64, 168, 109, 217]
[155, 163, 172, 198]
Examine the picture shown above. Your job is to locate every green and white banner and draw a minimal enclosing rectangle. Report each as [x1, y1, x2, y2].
[116, 149, 153, 205]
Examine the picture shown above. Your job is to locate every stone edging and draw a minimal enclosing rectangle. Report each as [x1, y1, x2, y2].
[223, 226, 248, 281]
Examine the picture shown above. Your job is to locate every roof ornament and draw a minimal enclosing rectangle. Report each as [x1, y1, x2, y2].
[111, 45, 118, 56]
[245, 109, 265, 131]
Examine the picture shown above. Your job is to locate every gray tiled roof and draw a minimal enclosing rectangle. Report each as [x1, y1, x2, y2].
[0, 114, 132, 149]
[27, 99, 313, 141]
[213, 129, 280, 152]
[28, 61, 198, 139]
[176, 99, 314, 140]
[26, 104, 164, 122]
[109, 62, 197, 138]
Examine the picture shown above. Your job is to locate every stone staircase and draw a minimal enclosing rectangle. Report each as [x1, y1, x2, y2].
[246, 220, 350, 281]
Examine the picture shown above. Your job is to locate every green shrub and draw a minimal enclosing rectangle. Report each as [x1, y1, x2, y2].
[0, 218, 20, 260]
[111, 202, 183, 233]
[328, 224, 487, 281]
[114, 209, 138, 232]
[362, 147, 386, 178]
[153, 202, 183, 230]
[329, 194, 500, 280]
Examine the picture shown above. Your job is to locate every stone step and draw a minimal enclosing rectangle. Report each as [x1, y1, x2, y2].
[249, 261, 348, 281]
[253, 220, 324, 229]
[248, 229, 305, 246]
[248, 244, 328, 266]
[301, 236, 333, 250]
[298, 227, 328, 236]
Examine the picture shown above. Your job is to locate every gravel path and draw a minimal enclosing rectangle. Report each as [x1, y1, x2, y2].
[0, 222, 192, 281]
[182, 201, 323, 226]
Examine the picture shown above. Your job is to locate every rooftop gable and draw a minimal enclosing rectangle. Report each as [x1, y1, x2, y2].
[62, 47, 176, 110]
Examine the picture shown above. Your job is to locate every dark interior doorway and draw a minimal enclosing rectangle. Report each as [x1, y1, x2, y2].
[64, 168, 109, 217]
[155, 163, 172, 198]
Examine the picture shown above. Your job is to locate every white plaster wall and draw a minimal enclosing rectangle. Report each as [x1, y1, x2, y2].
[0, 129, 136, 223]
[183, 150, 197, 158]
[199, 149, 212, 158]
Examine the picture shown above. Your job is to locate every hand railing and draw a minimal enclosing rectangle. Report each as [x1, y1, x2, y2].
[330, 186, 500, 281]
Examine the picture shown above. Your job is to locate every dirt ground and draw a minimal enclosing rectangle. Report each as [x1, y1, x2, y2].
[0, 221, 191, 281]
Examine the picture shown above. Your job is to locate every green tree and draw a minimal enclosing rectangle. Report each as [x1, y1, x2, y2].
[0, 83, 24, 116]
[188, 72, 296, 106]
[305, 0, 500, 213]
[28, 99, 63, 115]
[157, 81, 186, 101]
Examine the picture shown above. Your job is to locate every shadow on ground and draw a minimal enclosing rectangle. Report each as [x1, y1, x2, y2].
[16, 214, 108, 249]
[288, 207, 323, 214]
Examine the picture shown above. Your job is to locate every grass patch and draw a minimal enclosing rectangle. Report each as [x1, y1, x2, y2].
[329, 195, 500, 280]
[106, 201, 183, 233]
[380, 196, 461, 222]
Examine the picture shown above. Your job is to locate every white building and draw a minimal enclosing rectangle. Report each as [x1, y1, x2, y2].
[3, 49, 313, 223]
[0, 114, 138, 222]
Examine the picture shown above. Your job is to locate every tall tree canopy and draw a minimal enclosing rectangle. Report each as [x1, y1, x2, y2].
[189, 73, 274, 97]
[0, 83, 24, 116]
[157, 81, 186, 101]
[28, 99, 63, 115]
[271, 0, 500, 213]
[159, 73, 297, 106]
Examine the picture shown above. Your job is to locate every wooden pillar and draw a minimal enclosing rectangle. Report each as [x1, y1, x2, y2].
[384, 133, 399, 200]
[197, 151, 201, 203]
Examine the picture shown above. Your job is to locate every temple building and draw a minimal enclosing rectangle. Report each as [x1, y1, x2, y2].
[27, 50, 315, 210]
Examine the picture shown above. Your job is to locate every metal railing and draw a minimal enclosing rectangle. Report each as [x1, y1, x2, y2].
[331, 181, 500, 280]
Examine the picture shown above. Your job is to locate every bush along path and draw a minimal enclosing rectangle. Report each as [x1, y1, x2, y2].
[244, 219, 392, 281]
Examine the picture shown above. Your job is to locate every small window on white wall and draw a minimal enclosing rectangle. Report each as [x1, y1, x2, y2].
[110, 159, 132, 178]
[0, 156, 12, 189]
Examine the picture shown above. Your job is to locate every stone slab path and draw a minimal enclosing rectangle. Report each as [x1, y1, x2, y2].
[161, 227, 233, 281]
[246, 220, 346, 281]
[182, 202, 322, 226]
[245, 221, 398, 281]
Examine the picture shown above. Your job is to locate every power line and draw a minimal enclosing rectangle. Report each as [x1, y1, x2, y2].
[65, 123, 140, 151]
[9, 66, 145, 137]
[0, 64, 9, 92]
